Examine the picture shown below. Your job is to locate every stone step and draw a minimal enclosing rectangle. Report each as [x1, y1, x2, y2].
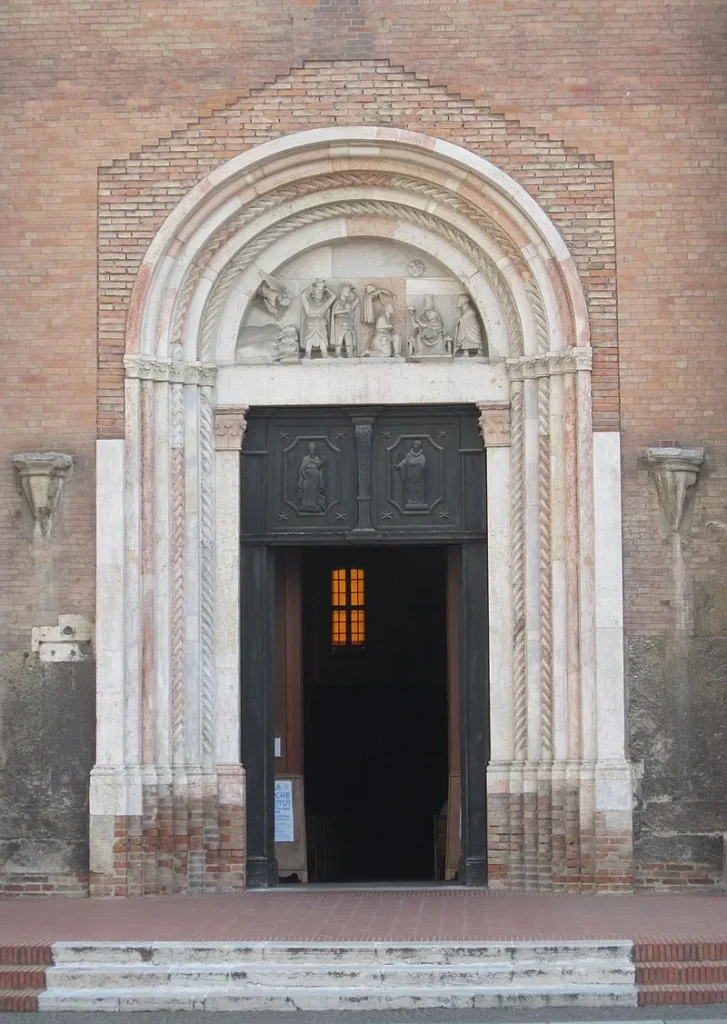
[47, 958, 634, 990]
[0, 966, 47, 990]
[50, 938, 633, 966]
[38, 982, 638, 1012]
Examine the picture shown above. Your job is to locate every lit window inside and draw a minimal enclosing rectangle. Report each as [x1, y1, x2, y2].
[331, 567, 365, 646]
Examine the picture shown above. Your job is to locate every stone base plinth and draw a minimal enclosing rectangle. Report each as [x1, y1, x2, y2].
[89, 765, 245, 897]
[486, 760, 634, 892]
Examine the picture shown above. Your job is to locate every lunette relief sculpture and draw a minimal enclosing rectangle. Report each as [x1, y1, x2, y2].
[301, 279, 336, 358]
[256, 270, 292, 319]
[453, 293, 485, 357]
[407, 294, 449, 357]
[331, 283, 360, 357]
[236, 241, 488, 364]
[362, 284, 402, 358]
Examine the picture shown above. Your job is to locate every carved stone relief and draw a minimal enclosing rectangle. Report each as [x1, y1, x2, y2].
[235, 239, 487, 365]
[386, 432, 445, 517]
[14, 451, 73, 538]
[282, 434, 342, 518]
[647, 446, 704, 534]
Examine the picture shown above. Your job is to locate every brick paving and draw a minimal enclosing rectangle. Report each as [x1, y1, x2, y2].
[0, 890, 725, 946]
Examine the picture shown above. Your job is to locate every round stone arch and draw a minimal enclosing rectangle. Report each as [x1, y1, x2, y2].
[91, 127, 633, 895]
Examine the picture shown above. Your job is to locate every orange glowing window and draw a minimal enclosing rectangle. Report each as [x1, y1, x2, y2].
[331, 567, 365, 647]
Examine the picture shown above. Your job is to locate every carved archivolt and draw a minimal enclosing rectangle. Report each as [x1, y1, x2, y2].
[197, 198, 524, 363]
[167, 168, 549, 365]
[115, 130, 601, 835]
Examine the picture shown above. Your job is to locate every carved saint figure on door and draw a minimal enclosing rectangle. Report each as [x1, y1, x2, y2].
[296, 441, 327, 512]
[395, 440, 428, 509]
[301, 279, 336, 357]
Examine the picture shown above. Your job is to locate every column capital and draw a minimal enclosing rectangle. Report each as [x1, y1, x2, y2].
[214, 406, 249, 451]
[477, 402, 511, 448]
[124, 355, 217, 387]
[506, 346, 593, 381]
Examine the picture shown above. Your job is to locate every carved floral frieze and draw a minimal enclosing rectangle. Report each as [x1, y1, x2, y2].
[124, 356, 217, 386]
[506, 347, 593, 380]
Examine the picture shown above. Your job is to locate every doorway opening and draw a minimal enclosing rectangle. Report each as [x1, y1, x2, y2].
[301, 546, 449, 883]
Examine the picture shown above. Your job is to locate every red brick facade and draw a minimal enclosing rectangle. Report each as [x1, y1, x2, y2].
[97, 62, 618, 438]
[2, 1, 725, 894]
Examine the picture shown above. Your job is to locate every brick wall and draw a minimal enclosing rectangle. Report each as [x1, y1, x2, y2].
[97, 62, 617, 438]
[2, 0, 725, 888]
[3, 0, 723, 640]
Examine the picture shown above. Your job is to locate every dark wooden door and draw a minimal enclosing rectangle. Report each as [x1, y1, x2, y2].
[241, 406, 488, 887]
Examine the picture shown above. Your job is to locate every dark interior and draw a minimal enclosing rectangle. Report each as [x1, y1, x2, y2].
[302, 546, 449, 882]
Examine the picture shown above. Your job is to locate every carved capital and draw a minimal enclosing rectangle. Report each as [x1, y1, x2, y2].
[647, 446, 704, 534]
[13, 451, 73, 537]
[124, 355, 217, 387]
[507, 346, 592, 381]
[214, 407, 249, 451]
[477, 403, 511, 448]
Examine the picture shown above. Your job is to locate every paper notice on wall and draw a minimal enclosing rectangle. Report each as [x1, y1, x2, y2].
[274, 779, 294, 842]
[274, 737, 282, 758]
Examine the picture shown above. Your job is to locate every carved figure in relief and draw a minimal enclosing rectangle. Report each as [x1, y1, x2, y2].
[362, 285, 401, 358]
[301, 279, 336, 358]
[256, 270, 292, 319]
[407, 295, 449, 356]
[274, 324, 300, 363]
[453, 293, 484, 356]
[296, 441, 327, 512]
[395, 440, 428, 509]
[331, 284, 359, 357]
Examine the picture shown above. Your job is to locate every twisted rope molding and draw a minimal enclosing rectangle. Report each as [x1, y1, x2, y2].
[538, 377, 553, 759]
[165, 168, 548, 362]
[168, 174, 392, 358]
[198, 387, 216, 758]
[197, 198, 524, 361]
[509, 379, 527, 760]
[170, 383, 186, 762]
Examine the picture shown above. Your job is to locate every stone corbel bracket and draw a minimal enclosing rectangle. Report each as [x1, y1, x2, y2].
[13, 451, 73, 537]
[646, 446, 705, 534]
